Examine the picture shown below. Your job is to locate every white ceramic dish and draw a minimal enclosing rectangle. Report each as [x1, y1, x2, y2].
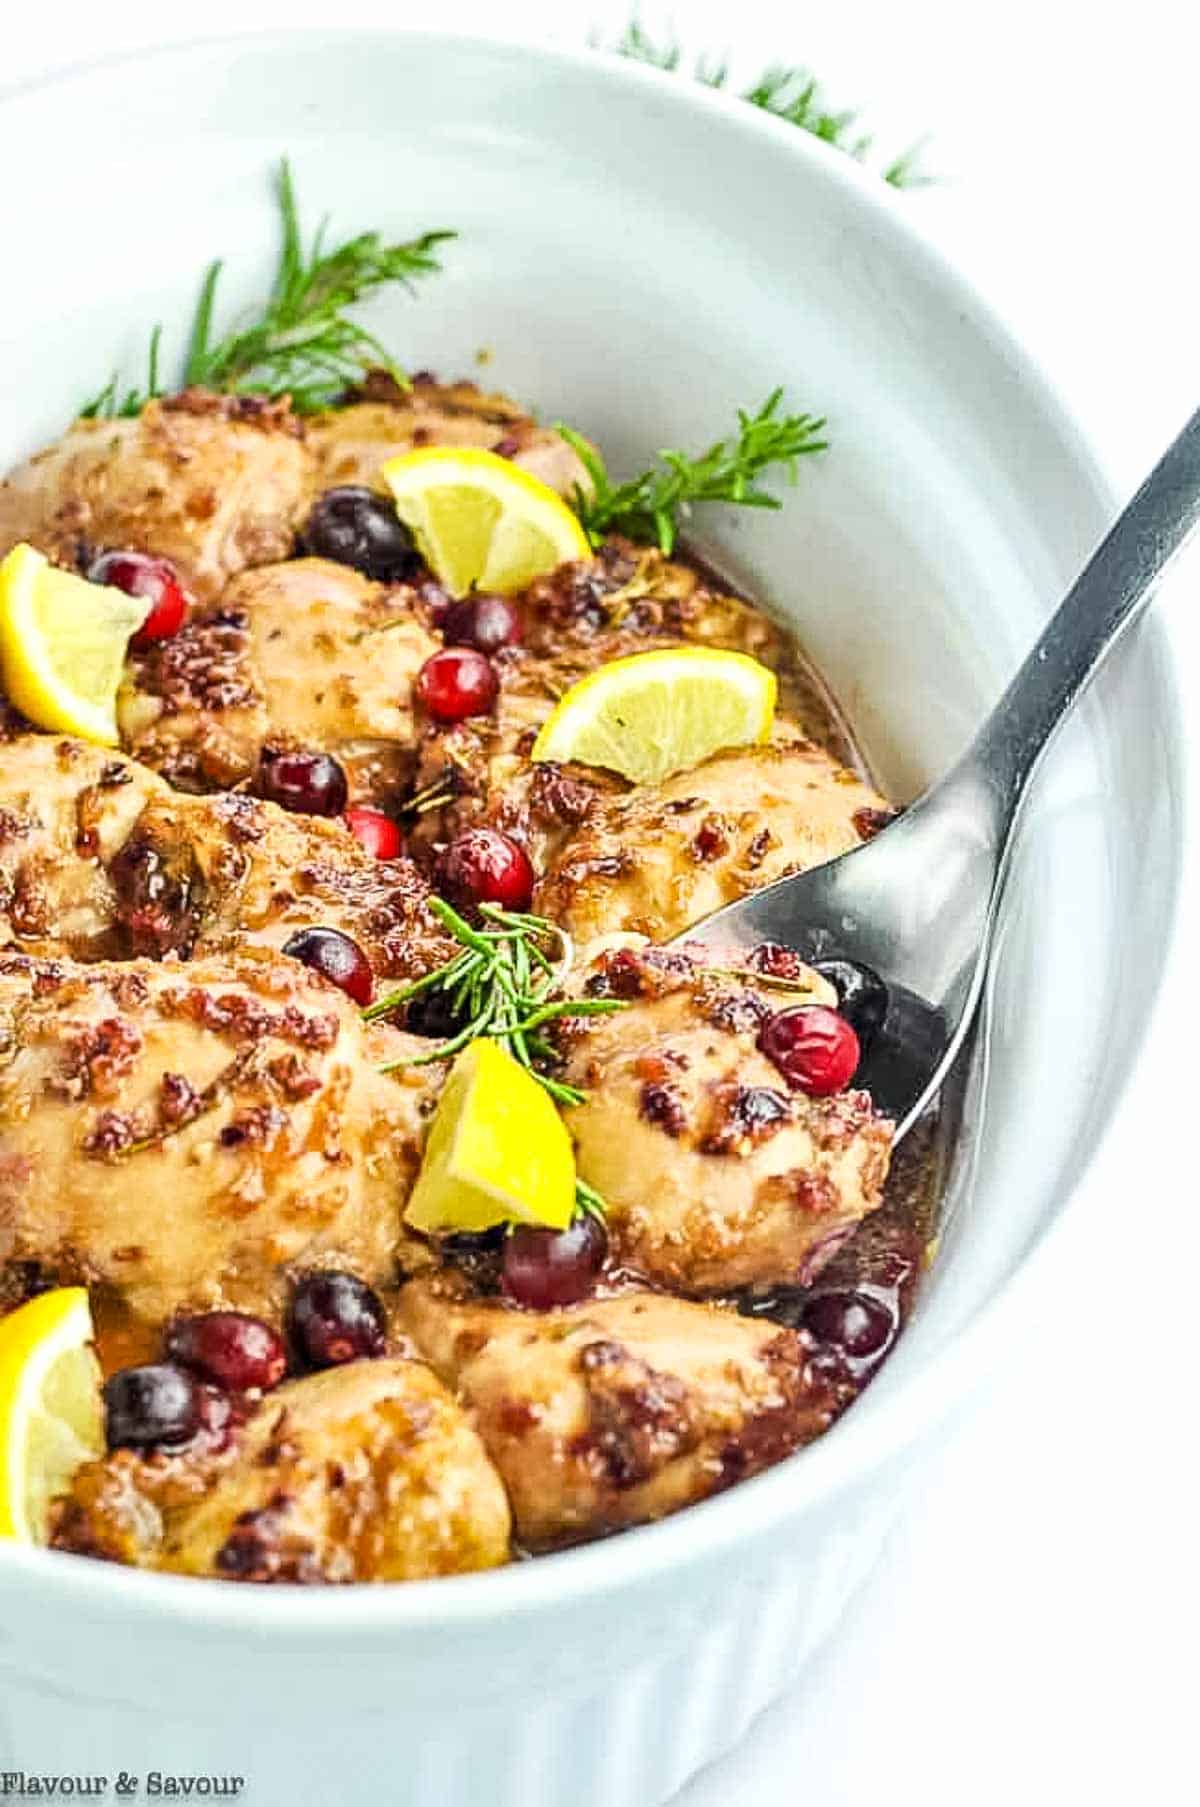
[0, 30, 1184, 1807]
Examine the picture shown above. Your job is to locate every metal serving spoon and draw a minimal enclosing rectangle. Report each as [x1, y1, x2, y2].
[682, 406, 1200, 1142]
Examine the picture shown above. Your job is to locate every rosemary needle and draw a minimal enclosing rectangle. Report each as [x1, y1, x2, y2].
[366, 898, 624, 1110]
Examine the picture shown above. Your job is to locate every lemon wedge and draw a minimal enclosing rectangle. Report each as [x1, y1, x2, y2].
[0, 1287, 104, 1545]
[0, 542, 150, 745]
[530, 645, 777, 784]
[406, 1039, 577, 1234]
[380, 446, 591, 598]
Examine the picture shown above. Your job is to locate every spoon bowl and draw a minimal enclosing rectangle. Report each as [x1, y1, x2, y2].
[682, 406, 1200, 1137]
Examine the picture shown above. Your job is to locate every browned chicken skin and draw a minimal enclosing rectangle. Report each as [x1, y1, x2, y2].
[0, 945, 437, 1326]
[0, 734, 452, 984]
[561, 944, 893, 1293]
[399, 1276, 843, 1550]
[0, 735, 168, 959]
[110, 782, 453, 983]
[51, 1359, 511, 1582]
[308, 373, 588, 499]
[0, 378, 586, 609]
[0, 392, 311, 601]
[119, 558, 439, 803]
[534, 738, 893, 952]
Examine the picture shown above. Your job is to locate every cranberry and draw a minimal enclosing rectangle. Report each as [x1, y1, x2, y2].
[501, 1212, 608, 1309]
[758, 1005, 860, 1096]
[746, 942, 809, 982]
[164, 1311, 287, 1393]
[416, 646, 499, 723]
[802, 1289, 896, 1364]
[440, 594, 522, 654]
[812, 958, 889, 1051]
[288, 1271, 388, 1368]
[104, 1363, 202, 1451]
[435, 828, 534, 912]
[342, 806, 403, 861]
[405, 985, 469, 1041]
[299, 485, 420, 582]
[256, 746, 348, 818]
[281, 927, 373, 1006]
[88, 549, 187, 646]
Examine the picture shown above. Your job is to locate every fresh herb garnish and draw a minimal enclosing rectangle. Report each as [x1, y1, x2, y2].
[558, 389, 827, 553]
[573, 1178, 609, 1223]
[601, 18, 931, 189]
[366, 898, 624, 1109]
[80, 159, 454, 420]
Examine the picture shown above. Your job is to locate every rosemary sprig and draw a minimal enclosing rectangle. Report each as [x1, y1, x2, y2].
[558, 389, 827, 553]
[602, 19, 931, 189]
[367, 898, 624, 1109]
[80, 159, 454, 420]
[574, 1178, 609, 1223]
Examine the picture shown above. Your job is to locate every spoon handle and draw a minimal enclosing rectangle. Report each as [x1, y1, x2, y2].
[967, 404, 1200, 829]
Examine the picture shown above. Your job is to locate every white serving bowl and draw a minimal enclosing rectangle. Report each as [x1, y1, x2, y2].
[0, 30, 1184, 1807]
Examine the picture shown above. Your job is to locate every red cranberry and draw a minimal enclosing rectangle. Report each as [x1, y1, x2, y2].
[288, 1271, 388, 1368]
[88, 549, 188, 646]
[343, 806, 403, 860]
[436, 827, 534, 912]
[501, 1212, 608, 1309]
[104, 1363, 202, 1451]
[747, 941, 809, 981]
[256, 747, 348, 818]
[299, 486, 420, 582]
[416, 646, 499, 723]
[281, 927, 373, 1006]
[164, 1311, 287, 1393]
[758, 1005, 860, 1096]
[441, 594, 522, 654]
[802, 1289, 896, 1363]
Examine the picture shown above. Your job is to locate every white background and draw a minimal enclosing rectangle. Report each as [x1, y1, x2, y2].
[4, 3, 1198, 1802]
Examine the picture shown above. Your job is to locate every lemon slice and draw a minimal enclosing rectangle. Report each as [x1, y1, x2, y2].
[380, 446, 591, 598]
[0, 542, 150, 745]
[406, 1039, 576, 1234]
[531, 645, 777, 784]
[0, 1287, 104, 1545]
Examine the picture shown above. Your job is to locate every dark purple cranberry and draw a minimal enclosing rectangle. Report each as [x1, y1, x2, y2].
[440, 593, 522, 654]
[281, 927, 373, 1007]
[435, 827, 535, 912]
[104, 1363, 202, 1451]
[416, 646, 499, 723]
[256, 747, 348, 818]
[299, 485, 420, 582]
[89, 549, 188, 645]
[501, 1212, 608, 1309]
[812, 958, 889, 1050]
[801, 1289, 896, 1364]
[758, 1005, 860, 1096]
[288, 1271, 388, 1368]
[405, 984, 469, 1041]
[164, 1311, 287, 1393]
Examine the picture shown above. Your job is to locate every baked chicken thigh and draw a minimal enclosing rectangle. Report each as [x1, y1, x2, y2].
[399, 1276, 843, 1549]
[0, 945, 436, 1326]
[52, 1358, 511, 1582]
